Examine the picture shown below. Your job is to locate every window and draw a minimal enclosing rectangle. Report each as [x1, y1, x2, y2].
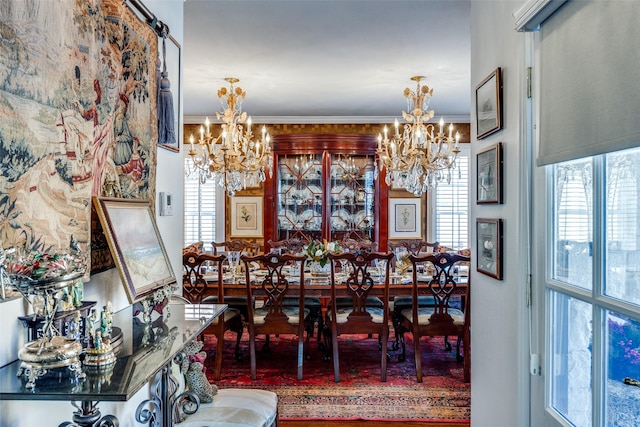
[184, 158, 216, 251]
[547, 147, 640, 427]
[432, 147, 469, 249]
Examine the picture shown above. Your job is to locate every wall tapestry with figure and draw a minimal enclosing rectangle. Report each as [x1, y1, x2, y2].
[0, 0, 158, 273]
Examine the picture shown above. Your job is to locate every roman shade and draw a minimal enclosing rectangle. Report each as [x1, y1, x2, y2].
[537, 0, 640, 166]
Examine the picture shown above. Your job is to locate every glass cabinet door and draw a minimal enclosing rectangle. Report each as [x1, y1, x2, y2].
[329, 154, 376, 242]
[276, 154, 323, 241]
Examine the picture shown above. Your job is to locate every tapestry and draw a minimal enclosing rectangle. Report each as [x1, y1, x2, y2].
[0, 0, 158, 271]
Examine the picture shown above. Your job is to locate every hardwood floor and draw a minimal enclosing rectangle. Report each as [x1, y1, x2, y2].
[281, 421, 469, 427]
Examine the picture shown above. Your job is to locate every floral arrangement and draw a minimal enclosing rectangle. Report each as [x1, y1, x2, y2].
[304, 240, 342, 267]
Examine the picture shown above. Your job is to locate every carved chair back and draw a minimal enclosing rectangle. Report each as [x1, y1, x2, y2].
[182, 252, 226, 304]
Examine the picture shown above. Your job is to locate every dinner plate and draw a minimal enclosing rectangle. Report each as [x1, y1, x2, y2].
[331, 184, 345, 202]
[330, 216, 348, 230]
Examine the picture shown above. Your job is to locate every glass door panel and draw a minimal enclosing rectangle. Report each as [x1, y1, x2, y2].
[329, 154, 375, 242]
[276, 154, 323, 241]
[549, 291, 593, 427]
[606, 310, 640, 426]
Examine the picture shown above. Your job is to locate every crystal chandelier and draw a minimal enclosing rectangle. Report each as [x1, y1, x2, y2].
[376, 76, 460, 195]
[187, 77, 272, 196]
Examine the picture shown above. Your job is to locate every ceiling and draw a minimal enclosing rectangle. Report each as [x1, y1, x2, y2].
[183, 1, 471, 123]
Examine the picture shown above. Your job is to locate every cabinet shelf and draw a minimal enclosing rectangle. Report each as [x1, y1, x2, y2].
[263, 134, 388, 249]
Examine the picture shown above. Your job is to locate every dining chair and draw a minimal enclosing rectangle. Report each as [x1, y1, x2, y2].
[388, 240, 439, 351]
[340, 238, 377, 252]
[325, 251, 394, 382]
[241, 252, 309, 380]
[267, 238, 308, 254]
[212, 239, 263, 256]
[211, 239, 262, 321]
[267, 237, 322, 350]
[182, 251, 243, 380]
[398, 252, 471, 383]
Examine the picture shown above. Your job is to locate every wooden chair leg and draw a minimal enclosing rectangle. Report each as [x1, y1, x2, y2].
[249, 328, 257, 380]
[414, 333, 423, 383]
[297, 327, 304, 380]
[214, 329, 224, 381]
[332, 326, 340, 382]
[380, 327, 389, 382]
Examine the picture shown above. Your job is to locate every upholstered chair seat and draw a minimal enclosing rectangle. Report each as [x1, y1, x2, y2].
[400, 306, 465, 325]
[178, 388, 278, 427]
[171, 359, 278, 427]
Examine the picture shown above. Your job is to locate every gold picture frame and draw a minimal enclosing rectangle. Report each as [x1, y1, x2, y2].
[229, 196, 264, 238]
[93, 197, 176, 303]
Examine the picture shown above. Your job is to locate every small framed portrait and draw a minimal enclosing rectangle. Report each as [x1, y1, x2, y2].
[475, 67, 503, 140]
[476, 218, 503, 280]
[476, 142, 503, 204]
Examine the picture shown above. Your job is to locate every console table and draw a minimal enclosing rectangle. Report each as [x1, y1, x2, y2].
[0, 301, 226, 427]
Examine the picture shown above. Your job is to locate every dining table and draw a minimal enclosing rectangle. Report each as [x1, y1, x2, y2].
[202, 268, 469, 306]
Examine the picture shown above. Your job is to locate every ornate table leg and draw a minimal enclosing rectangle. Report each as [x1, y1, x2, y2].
[135, 355, 200, 427]
[58, 401, 119, 427]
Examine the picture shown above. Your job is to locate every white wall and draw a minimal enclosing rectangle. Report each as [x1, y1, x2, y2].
[0, 1, 184, 425]
[470, 1, 530, 426]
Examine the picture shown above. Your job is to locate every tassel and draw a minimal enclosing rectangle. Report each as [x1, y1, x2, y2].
[157, 32, 176, 146]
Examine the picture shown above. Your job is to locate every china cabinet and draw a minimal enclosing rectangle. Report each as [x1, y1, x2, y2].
[263, 134, 389, 249]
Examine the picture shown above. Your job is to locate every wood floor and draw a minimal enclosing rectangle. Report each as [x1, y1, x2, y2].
[281, 421, 469, 427]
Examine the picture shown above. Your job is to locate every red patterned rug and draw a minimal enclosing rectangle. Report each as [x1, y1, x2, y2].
[204, 331, 470, 423]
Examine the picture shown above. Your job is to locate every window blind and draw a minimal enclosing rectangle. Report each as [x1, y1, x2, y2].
[184, 158, 217, 248]
[435, 150, 470, 249]
[538, 0, 640, 166]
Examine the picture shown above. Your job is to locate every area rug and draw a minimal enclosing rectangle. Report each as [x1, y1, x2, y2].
[203, 331, 470, 423]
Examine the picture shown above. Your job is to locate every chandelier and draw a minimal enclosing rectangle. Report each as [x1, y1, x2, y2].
[187, 77, 272, 196]
[376, 76, 460, 195]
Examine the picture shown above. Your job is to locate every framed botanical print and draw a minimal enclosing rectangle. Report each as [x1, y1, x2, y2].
[230, 196, 263, 237]
[389, 197, 422, 239]
[476, 142, 503, 204]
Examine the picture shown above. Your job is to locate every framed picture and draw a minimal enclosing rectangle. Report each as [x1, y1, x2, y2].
[230, 196, 263, 237]
[389, 198, 422, 239]
[93, 197, 176, 303]
[476, 218, 503, 279]
[157, 33, 181, 152]
[476, 142, 503, 204]
[475, 67, 503, 139]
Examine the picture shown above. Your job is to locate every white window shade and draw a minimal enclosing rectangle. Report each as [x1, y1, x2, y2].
[538, 0, 640, 166]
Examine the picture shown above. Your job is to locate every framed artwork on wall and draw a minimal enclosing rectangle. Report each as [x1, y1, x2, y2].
[230, 196, 263, 237]
[389, 197, 422, 239]
[476, 142, 503, 204]
[475, 67, 503, 140]
[476, 218, 503, 280]
[93, 197, 176, 303]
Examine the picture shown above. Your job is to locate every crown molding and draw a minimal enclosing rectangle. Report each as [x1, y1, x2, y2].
[514, 0, 567, 32]
[184, 115, 471, 125]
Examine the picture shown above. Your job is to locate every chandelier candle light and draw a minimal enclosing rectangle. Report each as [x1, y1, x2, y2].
[377, 76, 460, 195]
[188, 77, 272, 195]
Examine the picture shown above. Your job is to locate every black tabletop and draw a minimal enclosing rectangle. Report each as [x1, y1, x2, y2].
[0, 302, 226, 401]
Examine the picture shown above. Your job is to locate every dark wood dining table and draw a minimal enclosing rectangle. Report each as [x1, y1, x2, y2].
[202, 272, 469, 303]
